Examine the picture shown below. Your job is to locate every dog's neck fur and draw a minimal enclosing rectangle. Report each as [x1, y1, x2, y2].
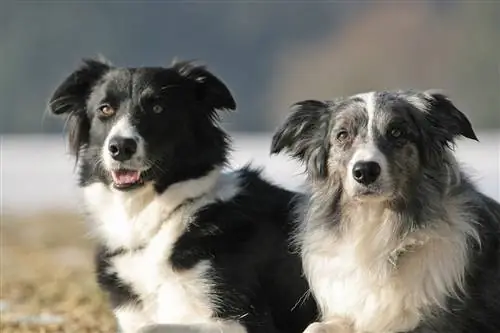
[300, 154, 480, 332]
[83, 167, 237, 251]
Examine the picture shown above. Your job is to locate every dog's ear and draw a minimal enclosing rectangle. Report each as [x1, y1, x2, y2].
[174, 61, 236, 114]
[49, 58, 111, 115]
[271, 100, 331, 179]
[48, 58, 111, 156]
[424, 91, 478, 142]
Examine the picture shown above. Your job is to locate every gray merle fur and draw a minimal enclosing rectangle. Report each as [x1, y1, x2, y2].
[271, 90, 500, 333]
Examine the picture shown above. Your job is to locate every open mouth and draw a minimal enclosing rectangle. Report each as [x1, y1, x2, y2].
[111, 169, 144, 190]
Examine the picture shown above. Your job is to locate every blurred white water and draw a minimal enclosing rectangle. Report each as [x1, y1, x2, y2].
[1, 133, 499, 215]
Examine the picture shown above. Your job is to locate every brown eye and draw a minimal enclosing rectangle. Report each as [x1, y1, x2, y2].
[152, 105, 163, 113]
[336, 130, 349, 142]
[98, 104, 115, 117]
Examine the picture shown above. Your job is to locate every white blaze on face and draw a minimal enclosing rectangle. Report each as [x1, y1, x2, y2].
[405, 94, 430, 112]
[345, 92, 389, 194]
[102, 116, 145, 169]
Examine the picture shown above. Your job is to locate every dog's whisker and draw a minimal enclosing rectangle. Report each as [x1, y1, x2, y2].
[160, 84, 181, 91]
[48, 94, 75, 106]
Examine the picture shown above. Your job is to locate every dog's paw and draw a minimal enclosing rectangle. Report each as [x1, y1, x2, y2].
[303, 319, 354, 333]
[137, 324, 214, 333]
[138, 324, 181, 333]
[304, 322, 332, 333]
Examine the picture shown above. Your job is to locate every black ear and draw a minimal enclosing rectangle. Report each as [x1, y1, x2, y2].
[173, 61, 236, 113]
[49, 58, 111, 115]
[425, 91, 478, 142]
[271, 100, 331, 179]
[48, 58, 111, 156]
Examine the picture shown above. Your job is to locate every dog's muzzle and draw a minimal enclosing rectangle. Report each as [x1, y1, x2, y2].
[105, 135, 146, 190]
[108, 136, 138, 162]
[352, 161, 381, 185]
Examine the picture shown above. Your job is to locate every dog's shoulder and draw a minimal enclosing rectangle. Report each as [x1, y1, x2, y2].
[461, 181, 500, 254]
[170, 166, 299, 271]
[168, 167, 316, 332]
[477, 192, 500, 230]
[464, 187, 500, 273]
[433, 185, 500, 332]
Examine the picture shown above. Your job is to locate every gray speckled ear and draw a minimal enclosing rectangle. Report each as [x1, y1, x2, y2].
[424, 90, 478, 142]
[271, 100, 332, 179]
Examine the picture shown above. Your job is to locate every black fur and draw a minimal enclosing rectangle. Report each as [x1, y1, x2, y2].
[168, 168, 318, 333]
[90, 168, 318, 333]
[49, 59, 111, 159]
[49, 58, 317, 333]
[49, 59, 234, 192]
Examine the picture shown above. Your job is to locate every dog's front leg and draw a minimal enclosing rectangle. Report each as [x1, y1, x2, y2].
[137, 322, 248, 333]
[115, 307, 153, 333]
[303, 317, 355, 333]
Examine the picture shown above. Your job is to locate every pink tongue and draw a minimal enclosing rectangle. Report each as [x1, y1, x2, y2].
[112, 170, 140, 185]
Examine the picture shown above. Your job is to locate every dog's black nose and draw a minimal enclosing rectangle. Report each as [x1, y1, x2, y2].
[352, 161, 381, 185]
[108, 137, 137, 161]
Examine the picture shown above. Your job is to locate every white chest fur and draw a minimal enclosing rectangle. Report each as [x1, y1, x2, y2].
[111, 226, 214, 324]
[304, 242, 425, 332]
[302, 201, 477, 333]
[82, 170, 240, 330]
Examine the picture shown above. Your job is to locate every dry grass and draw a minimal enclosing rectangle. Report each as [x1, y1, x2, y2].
[0, 212, 116, 332]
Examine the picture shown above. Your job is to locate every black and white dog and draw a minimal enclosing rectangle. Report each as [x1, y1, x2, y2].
[48, 58, 317, 333]
[271, 90, 500, 333]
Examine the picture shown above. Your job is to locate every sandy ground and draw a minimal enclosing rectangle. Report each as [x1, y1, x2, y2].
[1, 212, 116, 332]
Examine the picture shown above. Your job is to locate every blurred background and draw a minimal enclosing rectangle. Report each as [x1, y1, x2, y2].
[1, 1, 499, 332]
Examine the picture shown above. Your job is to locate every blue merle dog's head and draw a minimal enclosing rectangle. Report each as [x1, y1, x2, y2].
[271, 90, 477, 203]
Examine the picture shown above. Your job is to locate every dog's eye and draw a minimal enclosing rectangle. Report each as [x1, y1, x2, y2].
[98, 104, 115, 117]
[152, 105, 163, 114]
[389, 127, 405, 139]
[336, 130, 349, 142]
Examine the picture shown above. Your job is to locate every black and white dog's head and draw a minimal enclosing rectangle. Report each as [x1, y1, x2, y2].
[49, 58, 235, 193]
[271, 90, 477, 204]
